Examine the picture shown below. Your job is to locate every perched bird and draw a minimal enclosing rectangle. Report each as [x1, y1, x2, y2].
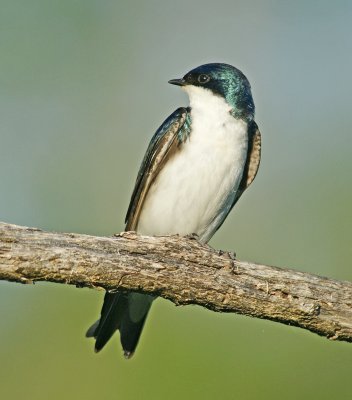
[87, 63, 261, 358]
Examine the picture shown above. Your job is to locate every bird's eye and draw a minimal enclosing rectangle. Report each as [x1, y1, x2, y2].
[198, 74, 210, 84]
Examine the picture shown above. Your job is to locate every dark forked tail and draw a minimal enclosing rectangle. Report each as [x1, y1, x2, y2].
[86, 291, 154, 359]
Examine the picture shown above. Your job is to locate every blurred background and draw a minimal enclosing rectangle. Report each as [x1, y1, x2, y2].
[1, 1, 351, 399]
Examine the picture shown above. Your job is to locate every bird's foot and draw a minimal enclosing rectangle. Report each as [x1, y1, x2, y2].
[218, 250, 239, 274]
[185, 233, 200, 240]
[218, 249, 236, 260]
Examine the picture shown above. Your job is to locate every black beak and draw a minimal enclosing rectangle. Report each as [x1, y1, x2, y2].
[168, 78, 186, 86]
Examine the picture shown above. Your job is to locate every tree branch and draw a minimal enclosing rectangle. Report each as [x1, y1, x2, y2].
[0, 221, 351, 342]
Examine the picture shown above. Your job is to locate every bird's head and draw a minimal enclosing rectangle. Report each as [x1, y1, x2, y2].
[169, 63, 254, 120]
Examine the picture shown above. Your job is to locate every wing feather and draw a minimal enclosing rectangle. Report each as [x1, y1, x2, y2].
[125, 107, 190, 230]
[242, 120, 261, 189]
[230, 119, 261, 207]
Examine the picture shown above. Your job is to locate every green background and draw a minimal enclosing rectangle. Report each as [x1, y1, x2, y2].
[1, 1, 351, 399]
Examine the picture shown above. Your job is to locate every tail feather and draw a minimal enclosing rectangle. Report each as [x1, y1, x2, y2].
[87, 291, 154, 357]
[119, 303, 151, 358]
[94, 292, 127, 352]
[85, 320, 100, 338]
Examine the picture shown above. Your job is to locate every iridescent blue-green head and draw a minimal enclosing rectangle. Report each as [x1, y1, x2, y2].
[169, 63, 254, 121]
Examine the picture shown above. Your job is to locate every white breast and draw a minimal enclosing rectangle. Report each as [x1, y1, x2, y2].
[137, 86, 248, 242]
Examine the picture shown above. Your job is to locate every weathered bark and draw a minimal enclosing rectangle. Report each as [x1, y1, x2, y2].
[0, 221, 351, 342]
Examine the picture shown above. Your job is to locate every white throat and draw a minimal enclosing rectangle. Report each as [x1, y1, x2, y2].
[183, 85, 232, 118]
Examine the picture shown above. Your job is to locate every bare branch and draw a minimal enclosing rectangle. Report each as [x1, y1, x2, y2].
[0, 221, 351, 342]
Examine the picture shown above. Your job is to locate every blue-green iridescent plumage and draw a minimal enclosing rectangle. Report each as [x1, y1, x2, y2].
[177, 109, 191, 143]
[182, 63, 255, 121]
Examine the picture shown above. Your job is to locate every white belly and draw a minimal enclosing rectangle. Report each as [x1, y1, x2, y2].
[137, 87, 248, 242]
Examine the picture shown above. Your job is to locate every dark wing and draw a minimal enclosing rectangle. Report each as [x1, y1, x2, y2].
[239, 119, 262, 191]
[86, 108, 190, 357]
[125, 107, 190, 230]
[228, 119, 261, 211]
